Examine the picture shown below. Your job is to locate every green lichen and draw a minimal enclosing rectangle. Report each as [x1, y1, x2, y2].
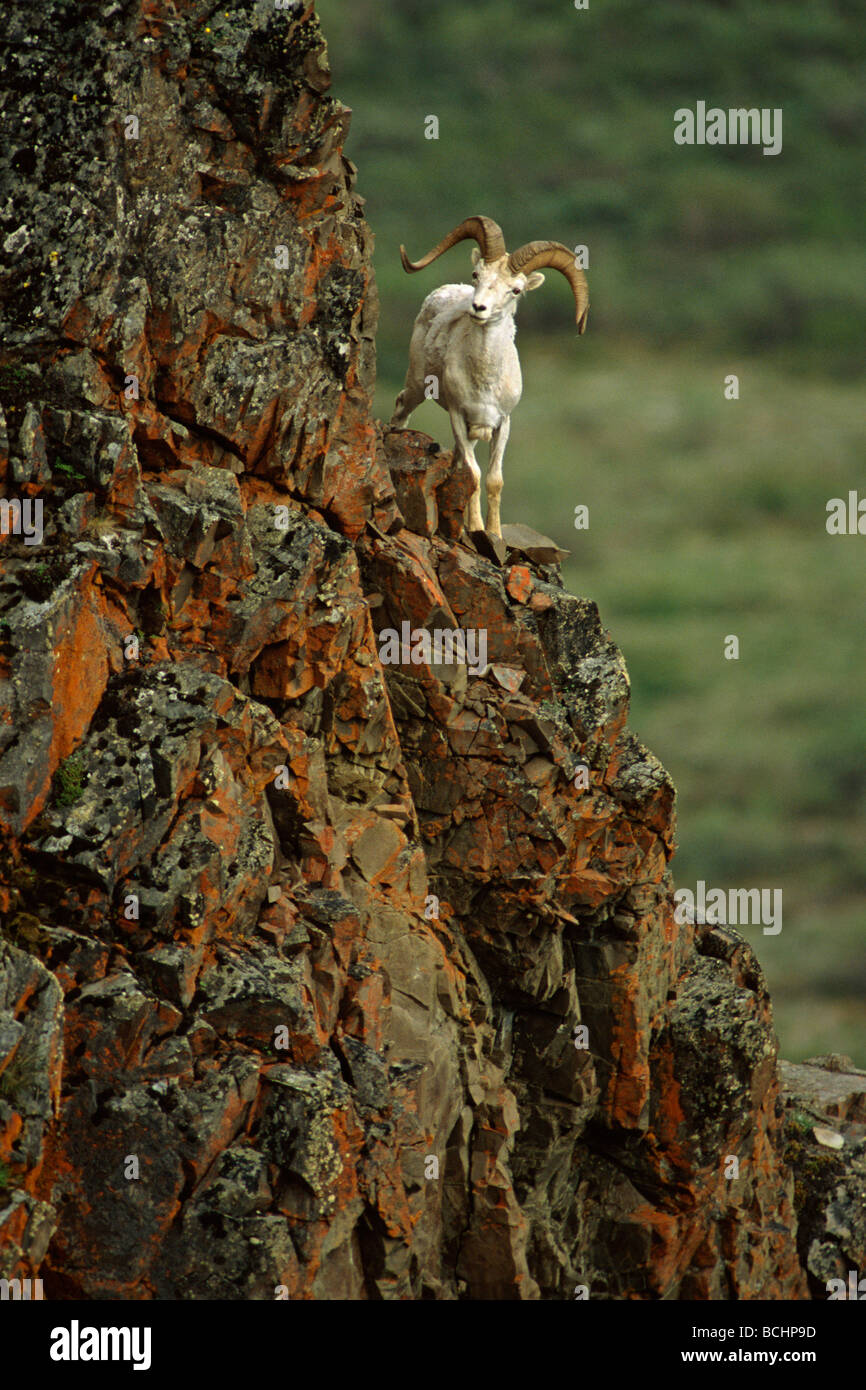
[53, 457, 86, 482]
[789, 1109, 816, 1135]
[0, 1043, 46, 1105]
[20, 547, 74, 603]
[0, 364, 32, 387]
[54, 749, 87, 806]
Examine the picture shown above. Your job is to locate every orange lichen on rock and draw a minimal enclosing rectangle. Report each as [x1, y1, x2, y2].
[0, 0, 821, 1304]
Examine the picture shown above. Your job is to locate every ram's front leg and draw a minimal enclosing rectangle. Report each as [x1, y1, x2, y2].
[450, 411, 484, 533]
[486, 417, 510, 540]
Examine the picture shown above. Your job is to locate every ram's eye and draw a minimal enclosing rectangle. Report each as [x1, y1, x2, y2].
[512, 286, 521, 295]
[471, 270, 479, 280]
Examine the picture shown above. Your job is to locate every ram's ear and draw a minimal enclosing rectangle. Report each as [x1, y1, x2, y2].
[524, 271, 545, 291]
[471, 246, 483, 267]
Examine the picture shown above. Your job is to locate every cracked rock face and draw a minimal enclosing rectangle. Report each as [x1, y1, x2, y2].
[0, 0, 817, 1299]
[781, 1056, 866, 1299]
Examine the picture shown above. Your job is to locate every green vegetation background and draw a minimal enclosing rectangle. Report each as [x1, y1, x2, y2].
[316, 0, 866, 1061]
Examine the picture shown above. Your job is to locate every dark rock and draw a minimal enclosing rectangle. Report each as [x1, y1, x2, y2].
[0, 0, 814, 1304]
[500, 522, 570, 565]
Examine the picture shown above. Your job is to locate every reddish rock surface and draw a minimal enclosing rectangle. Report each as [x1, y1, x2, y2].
[0, 0, 823, 1299]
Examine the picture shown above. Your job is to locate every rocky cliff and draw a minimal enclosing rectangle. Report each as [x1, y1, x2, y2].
[0, 0, 860, 1300]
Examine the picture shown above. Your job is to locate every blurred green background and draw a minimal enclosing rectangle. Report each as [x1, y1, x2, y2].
[316, 0, 866, 1062]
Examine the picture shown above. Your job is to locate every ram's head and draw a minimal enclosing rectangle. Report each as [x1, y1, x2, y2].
[400, 214, 589, 331]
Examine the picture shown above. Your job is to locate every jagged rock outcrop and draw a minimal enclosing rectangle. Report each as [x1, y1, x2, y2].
[0, 0, 827, 1299]
[781, 1056, 866, 1299]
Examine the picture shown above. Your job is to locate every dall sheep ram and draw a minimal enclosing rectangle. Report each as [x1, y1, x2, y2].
[389, 215, 589, 538]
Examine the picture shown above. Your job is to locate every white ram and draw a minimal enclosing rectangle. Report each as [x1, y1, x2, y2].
[389, 215, 589, 538]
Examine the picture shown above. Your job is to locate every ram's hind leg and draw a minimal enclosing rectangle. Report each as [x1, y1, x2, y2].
[450, 412, 484, 532]
[390, 377, 426, 429]
[486, 418, 510, 540]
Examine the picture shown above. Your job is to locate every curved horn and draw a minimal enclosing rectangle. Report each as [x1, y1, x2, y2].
[508, 241, 589, 333]
[399, 215, 507, 273]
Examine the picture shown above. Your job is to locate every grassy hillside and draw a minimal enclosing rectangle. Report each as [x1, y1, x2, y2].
[319, 0, 865, 378]
[317, 0, 866, 1061]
